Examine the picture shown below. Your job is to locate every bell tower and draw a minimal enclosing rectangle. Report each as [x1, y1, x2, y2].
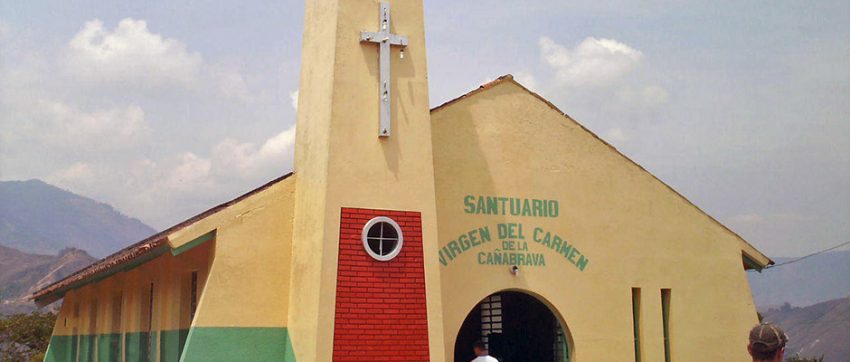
[288, 0, 444, 360]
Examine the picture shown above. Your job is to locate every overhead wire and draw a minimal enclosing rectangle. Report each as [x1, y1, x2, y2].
[751, 240, 850, 334]
[760, 239, 850, 270]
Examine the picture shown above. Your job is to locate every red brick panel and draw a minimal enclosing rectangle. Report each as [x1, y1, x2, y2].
[333, 208, 430, 361]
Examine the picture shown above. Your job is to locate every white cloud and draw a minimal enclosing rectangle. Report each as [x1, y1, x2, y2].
[0, 21, 8, 40]
[165, 152, 213, 191]
[641, 85, 669, 106]
[67, 18, 202, 88]
[212, 124, 296, 178]
[46, 162, 97, 186]
[64, 18, 255, 103]
[732, 213, 765, 224]
[42, 124, 297, 228]
[289, 90, 299, 110]
[4, 99, 149, 151]
[614, 84, 670, 109]
[604, 127, 632, 144]
[43, 125, 298, 227]
[514, 71, 539, 92]
[213, 66, 254, 103]
[0, 16, 293, 229]
[539, 36, 642, 88]
[259, 125, 298, 158]
[731, 213, 813, 226]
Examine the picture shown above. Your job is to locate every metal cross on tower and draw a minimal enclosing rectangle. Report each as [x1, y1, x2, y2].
[360, 2, 408, 137]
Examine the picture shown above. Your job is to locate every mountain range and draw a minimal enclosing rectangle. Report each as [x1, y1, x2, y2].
[0, 179, 156, 257]
[0, 179, 155, 313]
[0, 178, 847, 359]
[747, 251, 850, 361]
[748, 250, 850, 308]
[762, 296, 850, 361]
[0, 245, 98, 314]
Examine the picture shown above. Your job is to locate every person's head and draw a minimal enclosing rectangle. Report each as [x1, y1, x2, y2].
[473, 340, 487, 356]
[747, 322, 788, 362]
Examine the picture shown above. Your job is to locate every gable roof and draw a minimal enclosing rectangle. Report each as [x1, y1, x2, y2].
[32, 172, 294, 305]
[431, 74, 773, 270]
[32, 74, 773, 305]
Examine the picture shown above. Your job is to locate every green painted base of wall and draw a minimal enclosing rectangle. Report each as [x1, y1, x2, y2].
[126, 331, 162, 362]
[161, 329, 189, 362]
[98, 333, 121, 361]
[44, 328, 293, 362]
[44, 334, 117, 362]
[181, 327, 294, 362]
[78, 335, 95, 362]
[124, 332, 152, 362]
[44, 331, 166, 362]
[43, 335, 77, 362]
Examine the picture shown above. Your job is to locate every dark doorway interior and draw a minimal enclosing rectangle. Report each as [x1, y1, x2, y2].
[454, 291, 569, 362]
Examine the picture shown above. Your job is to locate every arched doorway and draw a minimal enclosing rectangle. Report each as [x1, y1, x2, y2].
[454, 291, 571, 362]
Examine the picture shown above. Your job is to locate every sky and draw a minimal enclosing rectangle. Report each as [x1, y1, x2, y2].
[1, 0, 848, 258]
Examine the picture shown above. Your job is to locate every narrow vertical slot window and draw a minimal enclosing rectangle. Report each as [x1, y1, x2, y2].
[190, 271, 198, 320]
[111, 293, 123, 359]
[147, 283, 155, 358]
[139, 282, 154, 361]
[631, 288, 642, 362]
[73, 303, 80, 361]
[88, 300, 98, 335]
[89, 299, 98, 361]
[661, 289, 671, 362]
[111, 293, 122, 332]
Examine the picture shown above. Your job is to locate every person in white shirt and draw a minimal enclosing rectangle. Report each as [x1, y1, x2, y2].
[471, 340, 499, 362]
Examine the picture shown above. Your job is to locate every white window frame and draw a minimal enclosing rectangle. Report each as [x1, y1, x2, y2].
[361, 216, 404, 261]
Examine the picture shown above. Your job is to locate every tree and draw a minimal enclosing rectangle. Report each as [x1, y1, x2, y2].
[0, 312, 56, 362]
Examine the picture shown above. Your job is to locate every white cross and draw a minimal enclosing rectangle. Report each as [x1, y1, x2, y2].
[360, 2, 408, 137]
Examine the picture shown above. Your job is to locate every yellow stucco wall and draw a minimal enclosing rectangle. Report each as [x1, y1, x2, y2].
[42, 0, 771, 357]
[289, 0, 445, 360]
[431, 79, 760, 361]
[45, 175, 296, 361]
[45, 245, 210, 362]
[51, 243, 212, 338]
[172, 177, 296, 329]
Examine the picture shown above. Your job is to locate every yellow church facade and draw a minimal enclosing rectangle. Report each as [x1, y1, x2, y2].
[34, 1, 771, 361]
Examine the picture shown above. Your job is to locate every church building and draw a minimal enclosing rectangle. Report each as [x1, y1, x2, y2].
[35, 1, 772, 361]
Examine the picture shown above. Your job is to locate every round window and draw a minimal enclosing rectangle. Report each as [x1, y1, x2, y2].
[361, 216, 404, 261]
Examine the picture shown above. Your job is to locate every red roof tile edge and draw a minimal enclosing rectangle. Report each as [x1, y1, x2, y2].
[31, 172, 294, 303]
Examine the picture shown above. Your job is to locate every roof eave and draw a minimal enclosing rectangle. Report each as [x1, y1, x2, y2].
[31, 172, 294, 305]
